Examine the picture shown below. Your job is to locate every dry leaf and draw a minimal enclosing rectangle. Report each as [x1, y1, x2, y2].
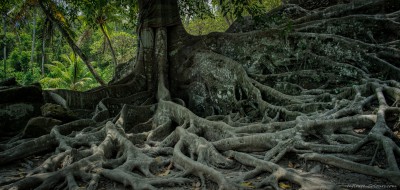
[157, 162, 173, 176]
[279, 182, 291, 189]
[288, 161, 294, 168]
[240, 181, 255, 188]
[154, 156, 162, 163]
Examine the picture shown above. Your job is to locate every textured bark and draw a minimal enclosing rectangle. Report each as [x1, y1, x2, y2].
[1, 0, 400, 189]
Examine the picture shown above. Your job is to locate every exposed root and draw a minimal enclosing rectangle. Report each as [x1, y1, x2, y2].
[1, 0, 400, 189]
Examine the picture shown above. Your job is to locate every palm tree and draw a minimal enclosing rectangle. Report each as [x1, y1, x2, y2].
[38, 1, 106, 85]
[40, 53, 93, 91]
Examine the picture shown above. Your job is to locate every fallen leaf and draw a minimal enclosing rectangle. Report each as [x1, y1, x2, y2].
[154, 156, 162, 163]
[157, 162, 173, 176]
[279, 182, 291, 189]
[240, 181, 255, 188]
[288, 161, 294, 168]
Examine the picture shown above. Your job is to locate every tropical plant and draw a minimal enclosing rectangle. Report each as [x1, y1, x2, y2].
[185, 15, 229, 35]
[40, 53, 93, 91]
[90, 30, 137, 65]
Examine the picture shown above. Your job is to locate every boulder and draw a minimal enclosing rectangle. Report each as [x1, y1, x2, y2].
[22, 117, 62, 138]
[0, 77, 18, 88]
[40, 103, 78, 122]
[0, 85, 43, 104]
[0, 85, 44, 137]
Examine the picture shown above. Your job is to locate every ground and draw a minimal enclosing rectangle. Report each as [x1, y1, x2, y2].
[1, 0, 400, 189]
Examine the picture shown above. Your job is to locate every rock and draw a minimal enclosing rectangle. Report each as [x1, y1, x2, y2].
[22, 117, 62, 138]
[0, 85, 43, 104]
[0, 77, 18, 87]
[186, 82, 214, 117]
[0, 85, 44, 137]
[40, 103, 78, 122]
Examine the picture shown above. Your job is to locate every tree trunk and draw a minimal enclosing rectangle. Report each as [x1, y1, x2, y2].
[38, 1, 106, 86]
[2, 14, 6, 79]
[137, 0, 183, 93]
[41, 28, 46, 76]
[99, 23, 117, 75]
[30, 9, 36, 75]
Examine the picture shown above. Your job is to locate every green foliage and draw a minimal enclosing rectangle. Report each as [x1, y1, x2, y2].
[8, 48, 30, 71]
[21, 67, 41, 85]
[1, 0, 280, 91]
[0, 0, 22, 15]
[97, 64, 113, 87]
[179, 0, 269, 19]
[110, 31, 137, 63]
[90, 30, 137, 65]
[40, 53, 94, 91]
[183, 0, 281, 35]
[185, 15, 229, 35]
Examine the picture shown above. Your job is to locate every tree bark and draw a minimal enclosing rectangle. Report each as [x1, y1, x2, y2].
[137, 0, 184, 91]
[38, 1, 106, 86]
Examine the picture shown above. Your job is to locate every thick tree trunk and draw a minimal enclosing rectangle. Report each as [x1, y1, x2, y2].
[137, 0, 184, 92]
[38, 1, 106, 86]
